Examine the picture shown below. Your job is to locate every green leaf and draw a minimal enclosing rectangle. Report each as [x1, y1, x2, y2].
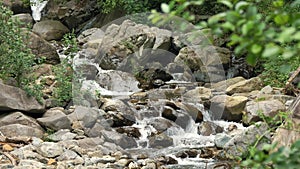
[246, 6, 257, 18]
[246, 54, 257, 66]
[251, 44, 262, 54]
[235, 1, 249, 11]
[208, 12, 226, 25]
[221, 21, 235, 31]
[262, 44, 281, 58]
[274, 14, 289, 25]
[282, 50, 296, 59]
[161, 3, 170, 13]
[293, 31, 300, 40]
[242, 21, 254, 35]
[276, 27, 296, 43]
[218, 0, 233, 9]
[226, 11, 240, 23]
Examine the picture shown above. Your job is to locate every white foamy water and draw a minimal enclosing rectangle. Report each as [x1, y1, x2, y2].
[30, 0, 48, 21]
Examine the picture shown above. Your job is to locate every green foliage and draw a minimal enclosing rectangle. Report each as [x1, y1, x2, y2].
[239, 111, 295, 168]
[52, 32, 78, 106]
[0, 4, 43, 102]
[241, 140, 300, 169]
[97, 0, 170, 14]
[151, 0, 300, 87]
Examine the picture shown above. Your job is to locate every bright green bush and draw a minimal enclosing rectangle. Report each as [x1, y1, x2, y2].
[0, 3, 43, 102]
[51, 31, 78, 106]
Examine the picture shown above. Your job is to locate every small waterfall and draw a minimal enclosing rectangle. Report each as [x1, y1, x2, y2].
[30, 0, 48, 21]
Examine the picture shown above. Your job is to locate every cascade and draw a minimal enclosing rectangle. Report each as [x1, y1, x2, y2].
[30, 0, 48, 21]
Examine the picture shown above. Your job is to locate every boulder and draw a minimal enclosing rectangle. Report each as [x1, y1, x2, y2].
[197, 121, 223, 136]
[43, 0, 100, 30]
[244, 99, 286, 124]
[148, 133, 173, 148]
[0, 82, 45, 113]
[96, 70, 140, 93]
[101, 130, 137, 149]
[210, 76, 246, 91]
[183, 87, 212, 102]
[273, 95, 300, 148]
[0, 124, 44, 138]
[97, 20, 173, 70]
[37, 107, 72, 130]
[135, 68, 173, 90]
[174, 46, 231, 72]
[0, 112, 42, 128]
[68, 106, 101, 129]
[25, 31, 60, 64]
[12, 13, 33, 28]
[226, 77, 263, 95]
[210, 95, 247, 121]
[222, 122, 270, 158]
[148, 117, 177, 133]
[32, 20, 69, 41]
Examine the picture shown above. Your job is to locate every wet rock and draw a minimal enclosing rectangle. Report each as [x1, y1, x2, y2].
[148, 117, 176, 133]
[148, 133, 173, 148]
[162, 106, 177, 121]
[32, 20, 70, 41]
[185, 149, 199, 158]
[37, 107, 72, 130]
[198, 121, 224, 136]
[116, 127, 141, 138]
[244, 99, 286, 124]
[135, 68, 173, 90]
[226, 77, 263, 95]
[26, 31, 60, 64]
[0, 81, 45, 113]
[37, 142, 64, 158]
[214, 133, 232, 148]
[100, 99, 136, 127]
[102, 130, 137, 149]
[181, 103, 204, 123]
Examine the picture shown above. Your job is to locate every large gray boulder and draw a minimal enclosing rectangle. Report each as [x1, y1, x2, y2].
[0, 112, 44, 138]
[0, 82, 45, 113]
[25, 31, 60, 64]
[244, 99, 286, 124]
[32, 20, 69, 41]
[37, 107, 72, 130]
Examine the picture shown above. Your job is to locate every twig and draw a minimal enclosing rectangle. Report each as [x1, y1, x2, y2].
[2, 152, 17, 166]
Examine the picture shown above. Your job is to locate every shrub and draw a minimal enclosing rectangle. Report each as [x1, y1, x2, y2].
[0, 3, 43, 102]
